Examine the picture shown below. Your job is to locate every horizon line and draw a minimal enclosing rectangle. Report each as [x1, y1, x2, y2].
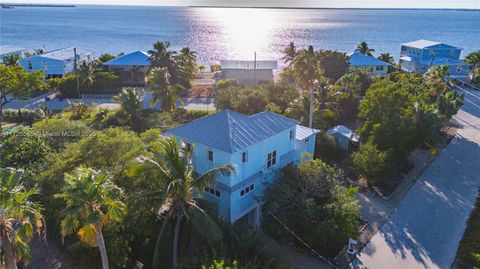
[1, 2, 480, 10]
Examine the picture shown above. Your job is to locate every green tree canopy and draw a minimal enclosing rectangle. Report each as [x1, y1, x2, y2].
[263, 160, 360, 257]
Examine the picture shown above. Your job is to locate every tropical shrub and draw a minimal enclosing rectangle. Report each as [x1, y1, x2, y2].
[314, 133, 345, 164]
[0, 127, 51, 170]
[91, 72, 121, 92]
[352, 142, 392, 186]
[2, 109, 41, 124]
[57, 74, 81, 98]
[263, 160, 361, 258]
[33, 118, 92, 151]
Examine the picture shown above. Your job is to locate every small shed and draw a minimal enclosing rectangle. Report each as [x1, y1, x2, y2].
[327, 125, 359, 151]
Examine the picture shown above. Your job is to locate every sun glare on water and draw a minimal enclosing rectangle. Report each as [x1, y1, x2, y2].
[192, 8, 283, 61]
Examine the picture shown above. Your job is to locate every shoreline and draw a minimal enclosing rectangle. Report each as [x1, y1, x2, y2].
[188, 5, 480, 11]
[0, 3, 75, 7]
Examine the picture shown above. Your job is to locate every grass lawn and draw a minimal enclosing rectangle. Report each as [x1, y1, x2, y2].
[456, 191, 480, 268]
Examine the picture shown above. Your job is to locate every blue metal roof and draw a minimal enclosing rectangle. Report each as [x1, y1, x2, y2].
[402, 39, 461, 50]
[104, 51, 150, 66]
[348, 50, 391, 67]
[165, 109, 299, 153]
[296, 125, 320, 140]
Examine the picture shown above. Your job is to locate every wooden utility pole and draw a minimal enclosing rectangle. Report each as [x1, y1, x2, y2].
[74, 47, 80, 98]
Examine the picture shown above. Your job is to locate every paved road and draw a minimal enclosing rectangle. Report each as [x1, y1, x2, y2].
[351, 87, 480, 269]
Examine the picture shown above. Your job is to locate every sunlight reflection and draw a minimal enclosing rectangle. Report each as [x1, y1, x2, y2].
[194, 8, 281, 60]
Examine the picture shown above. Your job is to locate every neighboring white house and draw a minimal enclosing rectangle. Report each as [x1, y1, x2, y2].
[103, 51, 151, 86]
[348, 49, 391, 77]
[399, 39, 472, 81]
[19, 47, 94, 77]
[0, 45, 27, 64]
[165, 109, 319, 226]
[219, 60, 277, 85]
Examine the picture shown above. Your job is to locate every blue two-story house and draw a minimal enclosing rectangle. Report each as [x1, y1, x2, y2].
[399, 39, 472, 81]
[19, 47, 93, 78]
[165, 109, 319, 226]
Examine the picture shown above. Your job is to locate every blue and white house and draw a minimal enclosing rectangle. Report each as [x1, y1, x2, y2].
[103, 51, 151, 86]
[165, 109, 319, 226]
[19, 47, 93, 77]
[399, 39, 473, 81]
[348, 49, 391, 77]
[0, 45, 27, 64]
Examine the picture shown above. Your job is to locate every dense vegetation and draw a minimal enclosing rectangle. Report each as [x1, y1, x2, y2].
[263, 160, 360, 258]
[0, 40, 465, 269]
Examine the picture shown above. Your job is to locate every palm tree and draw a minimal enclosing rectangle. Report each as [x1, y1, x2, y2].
[465, 50, 480, 79]
[175, 47, 198, 87]
[57, 167, 126, 269]
[128, 137, 234, 269]
[377, 53, 395, 65]
[426, 65, 449, 100]
[148, 41, 176, 70]
[148, 68, 184, 112]
[78, 60, 96, 89]
[0, 168, 45, 269]
[3, 55, 20, 66]
[112, 87, 143, 130]
[357, 41, 375, 56]
[282, 42, 297, 67]
[292, 46, 324, 127]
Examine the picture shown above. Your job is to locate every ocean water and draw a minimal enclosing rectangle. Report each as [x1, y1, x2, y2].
[1, 5, 479, 66]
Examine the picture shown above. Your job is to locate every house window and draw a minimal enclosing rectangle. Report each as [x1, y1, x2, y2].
[305, 137, 310, 143]
[289, 130, 294, 140]
[456, 65, 462, 73]
[376, 66, 383, 71]
[450, 50, 455, 55]
[41, 61, 47, 70]
[204, 186, 220, 197]
[240, 184, 254, 197]
[267, 150, 277, 168]
[207, 150, 214, 161]
[27, 61, 33, 70]
[242, 151, 248, 163]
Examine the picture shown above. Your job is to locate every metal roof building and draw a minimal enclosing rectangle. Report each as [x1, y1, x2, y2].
[348, 50, 391, 67]
[103, 51, 150, 66]
[165, 109, 299, 153]
[220, 60, 277, 70]
[401, 39, 461, 50]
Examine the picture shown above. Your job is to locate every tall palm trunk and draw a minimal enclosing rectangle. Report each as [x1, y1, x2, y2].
[171, 216, 182, 269]
[308, 86, 314, 128]
[1, 233, 17, 269]
[95, 225, 109, 269]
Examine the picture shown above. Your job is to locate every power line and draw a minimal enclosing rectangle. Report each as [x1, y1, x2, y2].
[266, 209, 340, 269]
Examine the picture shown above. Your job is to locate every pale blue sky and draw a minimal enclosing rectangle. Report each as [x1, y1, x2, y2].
[4, 0, 480, 8]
